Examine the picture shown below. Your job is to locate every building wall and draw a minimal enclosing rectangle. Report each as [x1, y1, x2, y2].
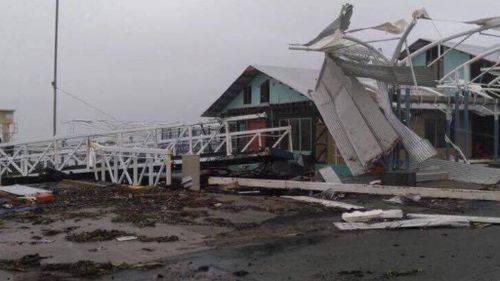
[411, 47, 471, 81]
[223, 73, 309, 112]
[443, 48, 471, 81]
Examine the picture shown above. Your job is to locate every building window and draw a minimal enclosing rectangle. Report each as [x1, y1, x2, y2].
[426, 46, 442, 79]
[424, 119, 446, 148]
[243, 86, 252, 104]
[260, 80, 270, 103]
[280, 118, 312, 151]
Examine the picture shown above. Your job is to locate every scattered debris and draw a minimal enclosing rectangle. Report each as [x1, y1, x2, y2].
[319, 166, 342, 183]
[407, 213, 500, 225]
[0, 254, 48, 272]
[116, 236, 138, 242]
[342, 209, 403, 222]
[138, 235, 179, 243]
[384, 194, 421, 205]
[0, 185, 52, 198]
[411, 158, 500, 185]
[334, 218, 470, 231]
[319, 188, 338, 200]
[281, 196, 363, 210]
[416, 171, 449, 182]
[385, 268, 423, 278]
[66, 230, 131, 242]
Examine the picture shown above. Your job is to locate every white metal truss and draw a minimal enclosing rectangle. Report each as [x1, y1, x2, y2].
[89, 143, 173, 187]
[0, 113, 292, 184]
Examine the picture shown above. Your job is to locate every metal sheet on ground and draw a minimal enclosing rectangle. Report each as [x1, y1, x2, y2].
[0, 185, 51, 197]
[411, 158, 500, 185]
[334, 218, 469, 231]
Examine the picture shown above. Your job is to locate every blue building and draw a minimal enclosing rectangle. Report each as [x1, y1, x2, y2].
[402, 38, 500, 160]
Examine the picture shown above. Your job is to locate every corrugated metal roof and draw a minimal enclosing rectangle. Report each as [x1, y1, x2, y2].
[202, 65, 319, 117]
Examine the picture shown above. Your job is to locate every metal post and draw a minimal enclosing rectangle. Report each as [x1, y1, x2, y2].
[224, 121, 232, 155]
[188, 125, 193, 154]
[166, 148, 172, 186]
[113, 155, 118, 183]
[404, 87, 411, 171]
[454, 91, 460, 162]
[52, 0, 59, 136]
[445, 104, 452, 160]
[132, 156, 138, 185]
[395, 87, 401, 169]
[495, 101, 499, 162]
[463, 90, 470, 158]
[387, 86, 394, 171]
[148, 156, 154, 186]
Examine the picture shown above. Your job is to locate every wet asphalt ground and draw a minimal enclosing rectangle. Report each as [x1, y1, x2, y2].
[101, 203, 500, 281]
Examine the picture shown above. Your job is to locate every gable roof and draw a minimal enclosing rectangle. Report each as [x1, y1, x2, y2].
[400, 38, 500, 63]
[202, 65, 319, 117]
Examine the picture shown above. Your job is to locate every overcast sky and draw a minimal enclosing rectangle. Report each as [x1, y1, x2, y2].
[1, 0, 500, 142]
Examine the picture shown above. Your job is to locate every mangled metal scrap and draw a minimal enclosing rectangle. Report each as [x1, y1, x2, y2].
[294, 4, 436, 175]
[333, 56, 437, 87]
[411, 158, 500, 185]
[314, 57, 399, 175]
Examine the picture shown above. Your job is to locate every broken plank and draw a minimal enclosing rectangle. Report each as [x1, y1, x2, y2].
[0, 185, 51, 197]
[208, 177, 500, 202]
[341, 209, 403, 222]
[319, 166, 342, 183]
[281, 196, 363, 210]
[407, 213, 500, 224]
[334, 218, 470, 231]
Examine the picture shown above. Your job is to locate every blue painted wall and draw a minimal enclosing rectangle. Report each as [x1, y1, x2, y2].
[443, 48, 471, 81]
[223, 73, 309, 112]
[411, 47, 471, 81]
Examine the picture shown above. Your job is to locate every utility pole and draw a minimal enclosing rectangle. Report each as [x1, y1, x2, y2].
[52, 0, 60, 136]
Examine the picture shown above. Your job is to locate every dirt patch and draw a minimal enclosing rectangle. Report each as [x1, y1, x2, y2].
[65, 229, 131, 242]
[0, 254, 48, 272]
[65, 229, 180, 243]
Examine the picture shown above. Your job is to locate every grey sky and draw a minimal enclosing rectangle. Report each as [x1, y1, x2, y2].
[1, 0, 500, 141]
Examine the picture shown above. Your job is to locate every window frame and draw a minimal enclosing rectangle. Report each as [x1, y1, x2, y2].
[243, 86, 252, 105]
[260, 80, 270, 104]
[279, 117, 312, 152]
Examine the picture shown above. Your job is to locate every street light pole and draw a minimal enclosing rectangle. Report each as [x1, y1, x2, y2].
[52, 0, 59, 136]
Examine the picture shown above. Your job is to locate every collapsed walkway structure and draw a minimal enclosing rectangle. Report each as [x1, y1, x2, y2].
[0, 114, 292, 186]
[291, 4, 500, 178]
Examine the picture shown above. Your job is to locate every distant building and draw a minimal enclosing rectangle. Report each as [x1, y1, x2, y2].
[202, 65, 349, 175]
[402, 38, 500, 160]
[0, 109, 15, 143]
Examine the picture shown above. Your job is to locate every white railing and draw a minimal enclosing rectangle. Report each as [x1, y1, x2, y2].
[0, 114, 292, 183]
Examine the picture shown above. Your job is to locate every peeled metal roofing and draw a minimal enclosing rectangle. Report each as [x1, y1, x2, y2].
[202, 65, 319, 117]
[376, 82, 437, 163]
[312, 58, 398, 175]
[411, 158, 500, 185]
